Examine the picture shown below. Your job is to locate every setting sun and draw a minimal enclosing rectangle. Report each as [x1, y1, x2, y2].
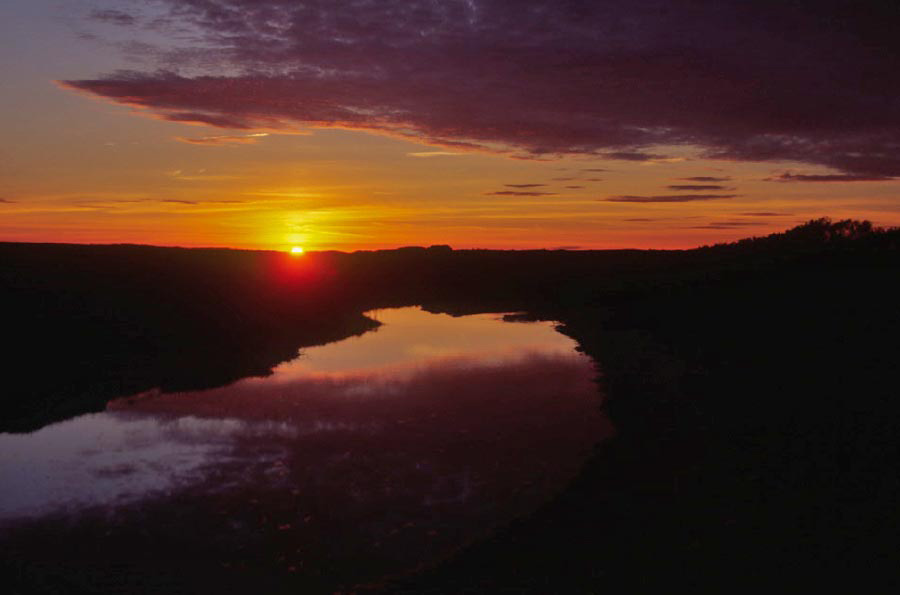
[290, 246, 305, 255]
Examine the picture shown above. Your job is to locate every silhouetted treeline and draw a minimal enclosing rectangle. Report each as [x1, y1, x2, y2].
[3, 217, 897, 428]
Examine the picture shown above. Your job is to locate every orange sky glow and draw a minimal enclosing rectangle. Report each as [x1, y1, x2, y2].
[3, 1, 899, 252]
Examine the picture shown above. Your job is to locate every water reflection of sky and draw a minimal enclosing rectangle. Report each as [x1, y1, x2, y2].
[266, 307, 579, 377]
[0, 414, 281, 520]
[0, 307, 610, 589]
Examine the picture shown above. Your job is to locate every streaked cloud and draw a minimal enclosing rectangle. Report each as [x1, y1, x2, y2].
[605, 194, 736, 203]
[689, 221, 769, 229]
[681, 176, 731, 182]
[89, 9, 136, 26]
[601, 151, 667, 162]
[486, 191, 558, 197]
[768, 172, 895, 183]
[175, 133, 269, 146]
[407, 151, 465, 157]
[667, 184, 728, 191]
[166, 169, 242, 182]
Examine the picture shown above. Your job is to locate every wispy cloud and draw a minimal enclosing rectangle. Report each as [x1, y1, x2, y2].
[504, 184, 546, 188]
[175, 133, 269, 146]
[486, 191, 558, 197]
[667, 184, 728, 191]
[768, 172, 895, 182]
[689, 221, 769, 229]
[681, 176, 731, 182]
[604, 194, 736, 203]
[600, 151, 667, 162]
[89, 9, 136, 26]
[407, 151, 464, 157]
[167, 169, 241, 181]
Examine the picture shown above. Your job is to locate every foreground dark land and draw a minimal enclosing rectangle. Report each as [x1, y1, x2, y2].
[2, 218, 899, 592]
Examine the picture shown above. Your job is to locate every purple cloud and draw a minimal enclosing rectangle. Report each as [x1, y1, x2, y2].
[504, 184, 546, 188]
[605, 194, 736, 203]
[681, 176, 731, 182]
[89, 9, 136, 26]
[600, 151, 666, 162]
[175, 133, 268, 146]
[163, 109, 255, 130]
[486, 190, 557, 197]
[689, 221, 768, 229]
[667, 184, 728, 191]
[62, 1, 900, 175]
[769, 172, 895, 182]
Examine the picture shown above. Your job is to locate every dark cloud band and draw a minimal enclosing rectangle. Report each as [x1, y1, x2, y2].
[770, 173, 895, 183]
[667, 184, 727, 191]
[605, 194, 736, 203]
[63, 0, 900, 175]
[486, 191, 558, 197]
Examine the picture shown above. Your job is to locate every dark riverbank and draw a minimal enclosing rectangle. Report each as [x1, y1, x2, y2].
[1, 243, 380, 433]
[400, 230, 900, 591]
[3, 219, 899, 591]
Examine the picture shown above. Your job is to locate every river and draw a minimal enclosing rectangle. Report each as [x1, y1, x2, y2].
[0, 306, 610, 592]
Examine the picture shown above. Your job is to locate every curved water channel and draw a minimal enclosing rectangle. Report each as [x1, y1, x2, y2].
[1, 307, 612, 592]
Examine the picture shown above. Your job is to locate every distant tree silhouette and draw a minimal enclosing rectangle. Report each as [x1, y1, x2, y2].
[702, 217, 888, 253]
[782, 217, 875, 241]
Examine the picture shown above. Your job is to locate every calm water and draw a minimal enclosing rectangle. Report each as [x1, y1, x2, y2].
[1, 307, 610, 592]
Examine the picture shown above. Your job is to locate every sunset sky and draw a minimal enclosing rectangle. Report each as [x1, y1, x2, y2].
[3, 0, 900, 251]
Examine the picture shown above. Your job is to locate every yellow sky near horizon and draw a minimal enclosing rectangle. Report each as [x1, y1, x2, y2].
[6, 105, 897, 252]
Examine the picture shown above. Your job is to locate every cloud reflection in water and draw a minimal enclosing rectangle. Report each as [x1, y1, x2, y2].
[0, 307, 610, 589]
